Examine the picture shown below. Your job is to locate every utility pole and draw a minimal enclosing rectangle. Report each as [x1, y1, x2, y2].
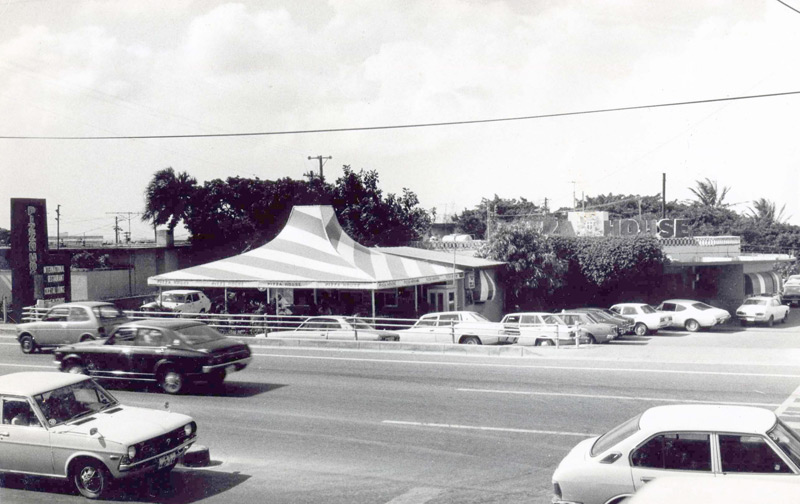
[661, 173, 666, 218]
[106, 212, 143, 244]
[55, 205, 61, 249]
[113, 216, 122, 245]
[570, 181, 577, 209]
[543, 197, 548, 215]
[307, 155, 332, 180]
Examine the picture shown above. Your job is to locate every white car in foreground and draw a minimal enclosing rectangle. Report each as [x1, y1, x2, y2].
[609, 303, 672, 336]
[399, 311, 505, 345]
[735, 295, 789, 326]
[552, 404, 800, 504]
[654, 299, 730, 332]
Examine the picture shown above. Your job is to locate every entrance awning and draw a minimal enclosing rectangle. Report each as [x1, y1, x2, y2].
[476, 270, 495, 302]
[744, 272, 782, 296]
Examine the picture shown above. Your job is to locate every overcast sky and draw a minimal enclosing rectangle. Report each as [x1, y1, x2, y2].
[2, 0, 800, 241]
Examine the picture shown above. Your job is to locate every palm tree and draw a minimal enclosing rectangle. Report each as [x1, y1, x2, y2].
[142, 168, 198, 233]
[748, 198, 788, 225]
[688, 178, 730, 207]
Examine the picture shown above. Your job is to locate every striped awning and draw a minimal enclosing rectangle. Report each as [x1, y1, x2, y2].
[148, 205, 462, 290]
[476, 270, 496, 302]
[744, 272, 782, 296]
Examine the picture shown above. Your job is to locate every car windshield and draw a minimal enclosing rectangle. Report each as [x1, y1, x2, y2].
[768, 419, 800, 468]
[691, 302, 713, 310]
[352, 318, 376, 330]
[591, 413, 642, 457]
[743, 299, 767, 306]
[34, 379, 118, 426]
[162, 293, 187, 303]
[92, 305, 125, 319]
[463, 312, 490, 322]
[640, 305, 656, 314]
[175, 324, 226, 345]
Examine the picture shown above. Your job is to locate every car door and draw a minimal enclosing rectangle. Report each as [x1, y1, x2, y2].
[630, 431, 715, 490]
[436, 313, 460, 343]
[658, 303, 680, 326]
[0, 396, 53, 475]
[86, 327, 137, 379]
[65, 306, 92, 344]
[36, 306, 70, 346]
[402, 315, 439, 342]
[324, 319, 355, 340]
[131, 328, 168, 379]
[518, 314, 546, 344]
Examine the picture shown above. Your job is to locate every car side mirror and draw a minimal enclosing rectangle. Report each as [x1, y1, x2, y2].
[89, 427, 102, 438]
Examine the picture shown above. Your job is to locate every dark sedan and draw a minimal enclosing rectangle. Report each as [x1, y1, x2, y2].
[53, 319, 252, 394]
[572, 308, 635, 336]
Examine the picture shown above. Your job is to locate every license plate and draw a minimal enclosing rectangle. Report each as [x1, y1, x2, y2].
[157, 451, 178, 469]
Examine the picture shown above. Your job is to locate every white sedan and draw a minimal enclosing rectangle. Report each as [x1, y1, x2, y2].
[736, 295, 789, 326]
[654, 299, 730, 332]
[609, 303, 672, 336]
[552, 404, 800, 504]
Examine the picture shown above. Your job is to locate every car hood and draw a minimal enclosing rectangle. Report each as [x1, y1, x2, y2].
[53, 405, 192, 446]
[553, 436, 597, 475]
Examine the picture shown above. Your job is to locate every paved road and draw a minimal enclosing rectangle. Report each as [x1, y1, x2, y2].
[1, 317, 800, 503]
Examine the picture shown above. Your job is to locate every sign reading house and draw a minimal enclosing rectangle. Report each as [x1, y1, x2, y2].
[567, 212, 689, 238]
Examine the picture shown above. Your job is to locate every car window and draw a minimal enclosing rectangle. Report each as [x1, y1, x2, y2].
[542, 315, 561, 324]
[44, 306, 70, 322]
[772, 299, 781, 307]
[2, 398, 42, 428]
[622, 307, 636, 316]
[719, 434, 792, 473]
[631, 432, 711, 471]
[438, 314, 460, 326]
[34, 380, 117, 426]
[462, 312, 490, 322]
[136, 329, 165, 347]
[660, 303, 675, 312]
[110, 327, 137, 344]
[743, 299, 767, 306]
[68, 307, 90, 322]
[592, 413, 642, 456]
[503, 315, 520, 324]
[415, 316, 437, 327]
[175, 324, 226, 345]
[610, 306, 621, 314]
[768, 420, 800, 468]
[691, 303, 712, 311]
[520, 315, 542, 325]
[352, 318, 375, 330]
[93, 305, 125, 319]
[674, 304, 686, 312]
[641, 305, 656, 314]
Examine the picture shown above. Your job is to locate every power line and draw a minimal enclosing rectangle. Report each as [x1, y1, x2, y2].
[777, 0, 800, 15]
[2, 89, 800, 140]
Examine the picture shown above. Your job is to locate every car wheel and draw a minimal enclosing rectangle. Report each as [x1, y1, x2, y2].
[71, 458, 110, 499]
[460, 336, 481, 345]
[159, 369, 185, 395]
[65, 361, 86, 375]
[634, 323, 648, 336]
[586, 334, 597, 344]
[536, 339, 554, 347]
[685, 319, 700, 332]
[79, 334, 95, 342]
[767, 316, 774, 327]
[207, 370, 226, 388]
[19, 335, 36, 354]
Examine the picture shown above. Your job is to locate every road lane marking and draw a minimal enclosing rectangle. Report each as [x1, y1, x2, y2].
[457, 388, 780, 407]
[249, 353, 800, 378]
[385, 487, 444, 504]
[775, 383, 800, 431]
[383, 420, 596, 437]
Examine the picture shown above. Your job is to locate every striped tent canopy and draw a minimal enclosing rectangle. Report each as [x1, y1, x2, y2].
[744, 272, 782, 296]
[148, 205, 461, 290]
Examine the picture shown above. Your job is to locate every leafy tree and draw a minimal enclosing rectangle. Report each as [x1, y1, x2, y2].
[689, 178, 730, 208]
[582, 193, 664, 219]
[747, 198, 788, 225]
[0, 227, 9, 246]
[452, 196, 541, 239]
[142, 168, 198, 233]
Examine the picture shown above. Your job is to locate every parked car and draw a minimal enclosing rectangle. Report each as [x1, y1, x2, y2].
[654, 299, 730, 332]
[783, 282, 800, 306]
[552, 404, 800, 504]
[268, 316, 399, 341]
[140, 289, 212, 314]
[499, 312, 591, 346]
[0, 371, 197, 499]
[558, 311, 618, 344]
[624, 476, 800, 504]
[53, 319, 252, 394]
[735, 295, 789, 326]
[572, 308, 634, 336]
[15, 301, 131, 354]
[399, 311, 506, 345]
[609, 303, 672, 336]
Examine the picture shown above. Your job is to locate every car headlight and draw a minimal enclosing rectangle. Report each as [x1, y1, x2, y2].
[127, 445, 137, 459]
[184, 423, 194, 436]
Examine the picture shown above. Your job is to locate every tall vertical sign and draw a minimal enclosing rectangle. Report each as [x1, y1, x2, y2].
[10, 199, 48, 317]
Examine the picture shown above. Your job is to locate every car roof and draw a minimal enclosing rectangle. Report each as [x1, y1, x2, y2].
[421, 311, 477, 317]
[504, 312, 556, 317]
[162, 289, 203, 294]
[118, 319, 206, 330]
[611, 303, 648, 307]
[0, 372, 90, 397]
[639, 405, 776, 434]
[50, 301, 116, 308]
[659, 299, 702, 305]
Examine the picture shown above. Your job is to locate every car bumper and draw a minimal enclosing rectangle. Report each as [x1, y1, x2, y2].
[202, 356, 252, 374]
[114, 437, 196, 479]
[737, 314, 769, 322]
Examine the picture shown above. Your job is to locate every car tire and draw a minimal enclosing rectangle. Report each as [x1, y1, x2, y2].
[159, 369, 185, 395]
[71, 458, 110, 499]
[586, 334, 597, 344]
[79, 334, 95, 342]
[685, 319, 700, 332]
[634, 323, 648, 336]
[767, 316, 774, 327]
[460, 336, 481, 345]
[536, 339, 554, 347]
[19, 335, 36, 354]
[65, 361, 86, 375]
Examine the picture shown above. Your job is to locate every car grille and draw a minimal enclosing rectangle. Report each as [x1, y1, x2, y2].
[209, 346, 251, 365]
[137, 425, 193, 461]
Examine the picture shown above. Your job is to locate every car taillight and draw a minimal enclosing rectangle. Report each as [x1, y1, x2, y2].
[553, 482, 562, 499]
